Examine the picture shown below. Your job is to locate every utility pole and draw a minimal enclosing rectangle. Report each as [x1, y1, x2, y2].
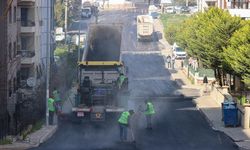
[65, 0, 68, 45]
[46, 0, 51, 126]
[78, 21, 81, 62]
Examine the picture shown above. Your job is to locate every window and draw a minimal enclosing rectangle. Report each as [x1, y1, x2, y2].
[8, 43, 12, 61]
[9, 6, 12, 23]
[14, 7, 16, 23]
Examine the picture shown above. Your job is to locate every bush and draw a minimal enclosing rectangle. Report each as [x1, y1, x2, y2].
[54, 44, 68, 57]
[0, 138, 12, 145]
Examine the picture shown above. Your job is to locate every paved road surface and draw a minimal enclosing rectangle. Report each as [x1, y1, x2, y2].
[30, 8, 238, 150]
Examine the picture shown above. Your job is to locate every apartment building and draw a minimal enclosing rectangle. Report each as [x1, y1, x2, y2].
[217, 0, 250, 19]
[0, 0, 54, 139]
[197, 0, 217, 12]
[198, 0, 250, 19]
[15, 0, 54, 132]
[7, 0, 22, 135]
[0, 0, 9, 139]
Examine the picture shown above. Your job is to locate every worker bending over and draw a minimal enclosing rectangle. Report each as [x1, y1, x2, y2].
[118, 110, 134, 142]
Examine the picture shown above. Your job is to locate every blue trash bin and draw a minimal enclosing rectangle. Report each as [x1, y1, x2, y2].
[222, 102, 238, 127]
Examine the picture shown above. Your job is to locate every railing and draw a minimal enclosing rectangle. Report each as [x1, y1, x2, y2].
[21, 20, 35, 27]
[17, 50, 35, 58]
[0, 114, 9, 140]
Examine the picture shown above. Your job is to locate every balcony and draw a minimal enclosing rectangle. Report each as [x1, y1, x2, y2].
[20, 20, 35, 33]
[17, 0, 35, 6]
[17, 50, 35, 64]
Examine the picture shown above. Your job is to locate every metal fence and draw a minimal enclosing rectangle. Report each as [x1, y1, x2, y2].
[0, 113, 9, 140]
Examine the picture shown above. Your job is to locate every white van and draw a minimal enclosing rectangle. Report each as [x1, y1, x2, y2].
[172, 43, 187, 59]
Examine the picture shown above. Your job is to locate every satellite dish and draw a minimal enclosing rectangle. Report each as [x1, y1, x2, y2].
[27, 77, 36, 87]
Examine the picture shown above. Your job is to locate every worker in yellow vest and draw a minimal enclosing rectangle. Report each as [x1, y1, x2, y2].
[52, 88, 61, 115]
[118, 110, 134, 141]
[117, 73, 126, 89]
[144, 100, 155, 130]
[48, 97, 55, 125]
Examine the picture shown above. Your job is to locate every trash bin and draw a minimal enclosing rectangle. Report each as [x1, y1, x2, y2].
[222, 102, 238, 127]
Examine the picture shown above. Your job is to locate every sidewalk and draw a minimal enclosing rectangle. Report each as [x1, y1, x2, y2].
[168, 63, 250, 150]
[155, 17, 250, 150]
[0, 125, 57, 150]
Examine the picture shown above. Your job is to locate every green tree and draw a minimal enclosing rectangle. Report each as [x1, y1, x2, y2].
[164, 25, 179, 45]
[55, 0, 65, 27]
[176, 7, 242, 85]
[224, 21, 250, 86]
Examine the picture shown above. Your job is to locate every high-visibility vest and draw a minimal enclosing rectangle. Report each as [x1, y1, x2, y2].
[48, 98, 55, 112]
[145, 102, 155, 115]
[118, 75, 126, 88]
[118, 111, 130, 124]
[53, 90, 60, 102]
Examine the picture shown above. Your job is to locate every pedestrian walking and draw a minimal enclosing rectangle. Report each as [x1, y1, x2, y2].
[53, 88, 62, 115]
[144, 100, 155, 130]
[172, 55, 176, 69]
[118, 110, 134, 142]
[48, 96, 56, 125]
[181, 60, 184, 69]
[203, 75, 208, 93]
[166, 55, 171, 68]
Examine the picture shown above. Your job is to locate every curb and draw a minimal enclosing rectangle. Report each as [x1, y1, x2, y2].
[192, 98, 250, 150]
[0, 125, 58, 150]
[192, 99, 216, 130]
[39, 125, 58, 144]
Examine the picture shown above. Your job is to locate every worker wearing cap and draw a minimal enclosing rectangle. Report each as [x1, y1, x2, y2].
[145, 100, 155, 129]
[118, 110, 134, 141]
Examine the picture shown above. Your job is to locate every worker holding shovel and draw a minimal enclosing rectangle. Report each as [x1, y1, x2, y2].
[118, 110, 135, 142]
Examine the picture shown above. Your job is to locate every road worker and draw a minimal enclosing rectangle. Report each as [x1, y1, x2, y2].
[53, 88, 61, 115]
[144, 100, 155, 130]
[48, 96, 55, 125]
[118, 110, 134, 141]
[117, 73, 126, 89]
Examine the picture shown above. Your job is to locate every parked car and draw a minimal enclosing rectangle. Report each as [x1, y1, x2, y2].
[174, 6, 182, 14]
[180, 6, 191, 13]
[189, 6, 198, 14]
[172, 43, 187, 59]
[164, 6, 175, 14]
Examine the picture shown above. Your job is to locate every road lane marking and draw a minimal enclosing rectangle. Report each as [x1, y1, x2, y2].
[122, 51, 161, 54]
[131, 77, 170, 81]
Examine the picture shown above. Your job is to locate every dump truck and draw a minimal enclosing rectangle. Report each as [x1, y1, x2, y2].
[72, 24, 128, 121]
[137, 15, 154, 41]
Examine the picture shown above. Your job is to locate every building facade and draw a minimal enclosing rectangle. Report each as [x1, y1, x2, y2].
[198, 0, 250, 19]
[7, 0, 22, 135]
[0, 0, 9, 139]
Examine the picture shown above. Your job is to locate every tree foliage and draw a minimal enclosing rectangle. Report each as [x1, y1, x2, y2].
[176, 7, 242, 85]
[55, 0, 81, 28]
[55, 0, 65, 27]
[224, 21, 250, 86]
